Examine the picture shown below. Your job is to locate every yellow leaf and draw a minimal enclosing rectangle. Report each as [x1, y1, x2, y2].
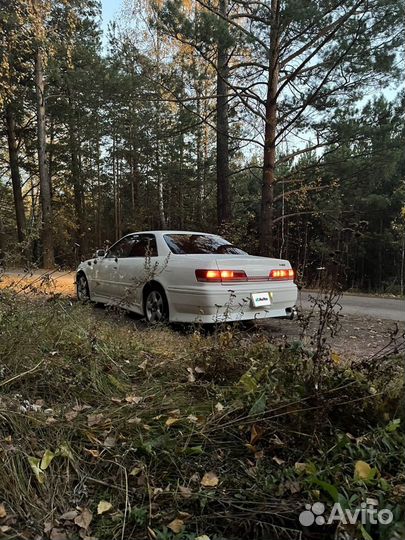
[56, 443, 74, 460]
[196, 536, 211, 540]
[331, 352, 341, 364]
[167, 518, 184, 534]
[201, 471, 219, 487]
[165, 417, 179, 427]
[250, 424, 264, 445]
[28, 456, 46, 484]
[354, 460, 372, 481]
[129, 466, 142, 476]
[97, 500, 112, 515]
[40, 449, 55, 470]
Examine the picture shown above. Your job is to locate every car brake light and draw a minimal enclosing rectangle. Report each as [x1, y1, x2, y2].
[269, 268, 295, 280]
[195, 269, 247, 282]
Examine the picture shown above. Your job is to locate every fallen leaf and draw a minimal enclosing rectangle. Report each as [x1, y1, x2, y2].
[127, 416, 142, 425]
[41, 449, 55, 470]
[178, 511, 191, 519]
[168, 409, 181, 417]
[331, 352, 341, 364]
[50, 528, 68, 540]
[165, 417, 179, 427]
[201, 471, 219, 488]
[57, 443, 74, 460]
[44, 521, 53, 534]
[103, 436, 116, 448]
[250, 424, 264, 445]
[196, 536, 211, 540]
[294, 462, 308, 474]
[87, 413, 104, 427]
[354, 460, 373, 481]
[60, 510, 79, 521]
[129, 466, 142, 476]
[187, 367, 195, 382]
[286, 480, 300, 494]
[0, 504, 6, 518]
[167, 518, 184, 534]
[215, 402, 224, 412]
[74, 508, 93, 530]
[194, 366, 205, 374]
[28, 456, 45, 484]
[139, 359, 148, 370]
[272, 456, 285, 465]
[73, 404, 91, 412]
[125, 395, 142, 404]
[97, 500, 113, 515]
[179, 486, 192, 499]
[65, 409, 79, 422]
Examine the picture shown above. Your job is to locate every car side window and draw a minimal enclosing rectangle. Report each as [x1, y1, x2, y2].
[107, 236, 136, 258]
[130, 234, 158, 257]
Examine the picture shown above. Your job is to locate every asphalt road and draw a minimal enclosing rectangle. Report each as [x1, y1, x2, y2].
[299, 291, 405, 322]
[2, 269, 404, 322]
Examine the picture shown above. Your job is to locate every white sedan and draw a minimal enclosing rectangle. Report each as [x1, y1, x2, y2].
[76, 231, 297, 324]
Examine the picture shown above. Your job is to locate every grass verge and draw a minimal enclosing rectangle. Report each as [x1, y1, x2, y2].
[0, 293, 404, 540]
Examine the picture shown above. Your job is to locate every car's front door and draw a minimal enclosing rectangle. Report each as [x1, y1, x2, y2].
[115, 234, 159, 312]
[93, 236, 136, 301]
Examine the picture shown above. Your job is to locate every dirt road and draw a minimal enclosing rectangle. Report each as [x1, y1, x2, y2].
[299, 291, 404, 321]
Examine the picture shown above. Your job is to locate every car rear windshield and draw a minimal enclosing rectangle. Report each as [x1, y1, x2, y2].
[164, 234, 246, 255]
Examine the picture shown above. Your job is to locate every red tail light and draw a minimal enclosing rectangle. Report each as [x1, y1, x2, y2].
[195, 269, 248, 282]
[269, 268, 295, 280]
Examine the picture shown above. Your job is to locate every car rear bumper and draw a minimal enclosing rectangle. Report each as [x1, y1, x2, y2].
[166, 282, 298, 323]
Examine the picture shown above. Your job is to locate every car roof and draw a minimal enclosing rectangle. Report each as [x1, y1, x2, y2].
[123, 230, 220, 237]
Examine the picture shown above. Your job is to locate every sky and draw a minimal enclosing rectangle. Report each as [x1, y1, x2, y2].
[100, 0, 121, 35]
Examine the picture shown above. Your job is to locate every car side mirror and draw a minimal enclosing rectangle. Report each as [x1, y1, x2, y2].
[96, 249, 105, 258]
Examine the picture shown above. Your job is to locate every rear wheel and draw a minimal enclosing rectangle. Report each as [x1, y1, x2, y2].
[76, 273, 90, 302]
[144, 287, 168, 323]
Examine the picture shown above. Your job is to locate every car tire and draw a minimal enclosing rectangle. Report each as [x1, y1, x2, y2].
[76, 273, 90, 302]
[144, 286, 169, 324]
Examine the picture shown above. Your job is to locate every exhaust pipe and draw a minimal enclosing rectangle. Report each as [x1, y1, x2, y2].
[284, 307, 297, 320]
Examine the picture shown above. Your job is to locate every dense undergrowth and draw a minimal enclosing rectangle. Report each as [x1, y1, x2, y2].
[0, 292, 404, 540]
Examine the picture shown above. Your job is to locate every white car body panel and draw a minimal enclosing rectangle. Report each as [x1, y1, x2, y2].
[77, 231, 298, 323]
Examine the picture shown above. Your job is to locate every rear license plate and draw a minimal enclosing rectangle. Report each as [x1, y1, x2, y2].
[251, 292, 271, 307]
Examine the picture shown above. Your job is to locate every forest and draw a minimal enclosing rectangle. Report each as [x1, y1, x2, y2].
[0, 0, 404, 293]
[0, 3, 404, 540]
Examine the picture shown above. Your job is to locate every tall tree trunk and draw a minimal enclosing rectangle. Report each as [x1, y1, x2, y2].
[35, 48, 54, 268]
[5, 103, 26, 244]
[67, 87, 87, 258]
[216, 0, 231, 228]
[260, 0, 280, 257]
